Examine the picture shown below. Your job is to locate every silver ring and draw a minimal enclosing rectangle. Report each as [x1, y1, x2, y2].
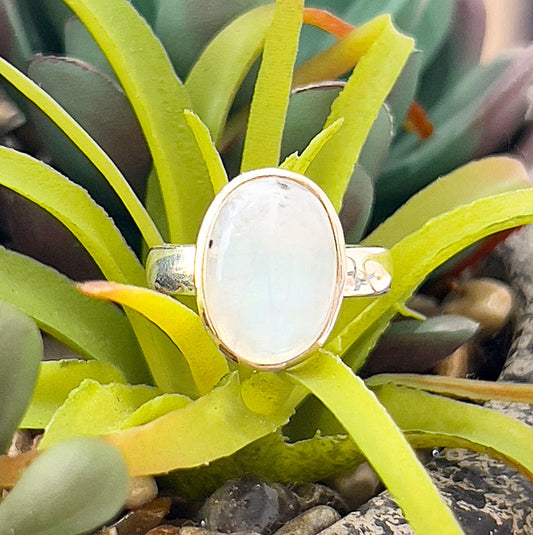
[147, 168, 392, 370]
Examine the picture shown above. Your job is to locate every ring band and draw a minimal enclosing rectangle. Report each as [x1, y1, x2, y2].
[146, 168, 392, 370]
[147, 244, 391, 298]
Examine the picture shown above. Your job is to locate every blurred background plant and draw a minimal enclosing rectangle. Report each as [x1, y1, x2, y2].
[1, 0, 533, 533]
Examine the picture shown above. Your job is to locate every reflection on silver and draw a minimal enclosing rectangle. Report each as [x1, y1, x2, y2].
[146, 244, 392, 298]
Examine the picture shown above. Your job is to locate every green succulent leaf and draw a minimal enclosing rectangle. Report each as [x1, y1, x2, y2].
[0, 247, 148, 383]
[341, 165, 375, 243]
[0, 0, 34, 67]
[105, 373, 297, 476]
[167, 430, 364, 500]
[78, 281, 229, 396]
[306, 14, 414, 211]
[121, 392, 191, 428]
[284, 351, 464, 535]
[40, 379, 158, 449]
[62, 0, 214, 243]
[184, 110, 228, 194]
[375, 55, 522, 220]
[21, 360, 127, 430]
[241, 0, 304, 172]
[373, 384, 533, 482]
[0, 302, 41, 453]
[395, 0, 455, 69]
[360, 315, 479, 376]
[368, 156, 531, 248]
[281, 117, 344, 175]
[367, 374, 533, 405]
[155, 0, 270, 80]
[328, 156, 533, 364]
[0, 146, 144, 284]
[64, 17, 116, 80]
[0, 437, 129, 535]
[0, 55, 162, 248]
[185, 4, 274, 145]
[26, 54, 151, 224]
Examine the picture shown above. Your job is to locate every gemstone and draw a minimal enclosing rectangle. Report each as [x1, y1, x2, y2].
[196, 169, 344, 369]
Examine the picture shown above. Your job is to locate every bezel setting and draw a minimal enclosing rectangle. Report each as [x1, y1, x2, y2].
[195, 168, 347, 370]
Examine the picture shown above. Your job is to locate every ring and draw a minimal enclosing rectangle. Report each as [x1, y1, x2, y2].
[147, 168, 392, 370]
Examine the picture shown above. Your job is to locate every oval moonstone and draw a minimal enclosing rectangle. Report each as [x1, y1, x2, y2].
[197, 169, 344, 369]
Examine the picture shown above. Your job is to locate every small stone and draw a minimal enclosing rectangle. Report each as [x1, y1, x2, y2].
[442, 278, 514, 335]
[325, 463, 383, 510]
[199, 476, 301, 534]
[98, 497, 171, 535]
[125, 476, 158, 509]
[7, 430, 34, 457]
[291, 483, 349, 515]
[198, 171, 343, 368]
[272, 506, 340, 535]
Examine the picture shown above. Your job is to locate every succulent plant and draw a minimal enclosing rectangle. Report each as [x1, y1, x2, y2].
[0, 301, 128, 534]
[0, 1, 533, 534]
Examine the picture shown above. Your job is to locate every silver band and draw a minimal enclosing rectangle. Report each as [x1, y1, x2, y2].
[146, 244, 392, 298]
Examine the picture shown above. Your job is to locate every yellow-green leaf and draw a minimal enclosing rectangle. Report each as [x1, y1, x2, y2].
[105, 373, 295, 476]
[78, 281, 229, 396]
[40, 379, 158, 449]
[284, 352, 463, 535]
[306, 15, 414, 211]
[62, 0, 213, 243]
[241, 0, 304, 171]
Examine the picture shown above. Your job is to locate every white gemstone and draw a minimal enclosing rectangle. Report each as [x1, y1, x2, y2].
[197, 171, 343, 368]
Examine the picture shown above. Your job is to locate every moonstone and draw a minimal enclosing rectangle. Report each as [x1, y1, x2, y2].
[197, 171, 343, 368]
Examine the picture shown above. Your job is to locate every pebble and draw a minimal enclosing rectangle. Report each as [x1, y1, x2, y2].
[272, 506, 340, 535]
[325, 463, 383, 510]
[442, 278, 514, 336]
[96, 497, 171, 534]
[199, 476, 301, 534]
[291, 483, 348, 516]
[126, 476, 159, 509]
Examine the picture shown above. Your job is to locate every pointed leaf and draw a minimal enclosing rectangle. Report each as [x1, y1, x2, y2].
[284, 352, 463, 535]
[0, 247, 148, 383]
[184, 110, 228, 194]
[78, 281, 229, 396]
[360, 315, 479, 376]
[306, 15, 414, 211]
[185, 4, 274, 144]
[240, 0, 304, 171]
[62, 0, 214, 243]
[0, 302, 41, 453]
